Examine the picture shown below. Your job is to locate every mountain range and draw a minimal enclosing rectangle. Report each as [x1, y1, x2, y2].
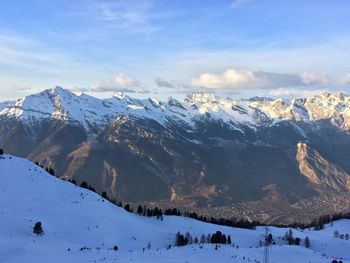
[1, 87, 350, 222]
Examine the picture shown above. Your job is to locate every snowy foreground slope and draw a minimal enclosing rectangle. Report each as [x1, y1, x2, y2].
[0, 155, 350, 263]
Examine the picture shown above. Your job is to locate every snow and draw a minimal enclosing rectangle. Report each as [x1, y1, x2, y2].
[1, 154, 350, 262]
[2, 87, 350, 136]
[2, 87, 350, 138]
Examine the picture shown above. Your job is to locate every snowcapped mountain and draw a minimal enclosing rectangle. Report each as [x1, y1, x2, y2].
[1, 154, 350, 263]
[3, 87, 350, 135]
[1, 87, 350, 222]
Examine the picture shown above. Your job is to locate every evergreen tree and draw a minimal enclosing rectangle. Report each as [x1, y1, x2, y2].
[334, 230, 340, 238]
[206, 234, 211, 243]
[33, 221, 44, 236]
[124, 204, 133, 213]
[222, 234, 227, 244]
[200, 234, 206, 244]
[80, 181, 88, 189]
[304, 236, 310, 248]
[285, 229, 294, 245]
[101, 191, 108, 199]
[0, 148, 4, 155]
[137, 205, 143, 215]
[211, 231, 227, 244]
[185, 232, 192, 244]
[266, 233, 273, 245]
[175, 232, 187, 246]
[48, 168, 55, 176]
[227, 235, 232, 245]
[88, 185, 96, 192]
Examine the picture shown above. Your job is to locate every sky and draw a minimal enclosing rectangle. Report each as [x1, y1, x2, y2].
[1, 0, 350, 101]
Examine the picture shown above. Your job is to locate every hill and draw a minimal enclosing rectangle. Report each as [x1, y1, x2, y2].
[0, 154, 350, 262]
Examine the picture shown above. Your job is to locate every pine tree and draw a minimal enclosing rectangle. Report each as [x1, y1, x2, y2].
[33, 221, 44, 236]
[304, 236, 310, 248]
[200, 234, 206, 244]
[334, 230, 340, 238]
[0, 148, 4, 155]
[137, 205, 143, 215]
[124, 204, 132, 213]
[101, 191, 108, 199]
[80, 181, 88, 189]
[206, 234, 211, 243]
[285, 229, 294, 245]
[48, 168, 55, 176]
[227, 235, 232, 245]
[185, 232, 192, 244]
[266, 233, 273, 244]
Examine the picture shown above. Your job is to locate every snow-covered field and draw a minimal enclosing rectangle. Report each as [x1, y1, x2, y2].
[0, 154, 349, 263]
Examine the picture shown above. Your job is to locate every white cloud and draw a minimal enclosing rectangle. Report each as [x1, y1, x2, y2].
[268, 88, 326, 98]
[11, 86, 33, 91]
[192, 69, 262, 89]
[67, 86, 90, 93]
[91, 73, 150, 93]
[90, 85, 138, 93]
[114, 73, 140, 87]
[300, 72, 330, 85]
[337, 73, 350, 86]
[191, 68, 334, 92]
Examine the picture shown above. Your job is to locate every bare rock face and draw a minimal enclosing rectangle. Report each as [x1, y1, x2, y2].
[296, 142, 350, 193]
[1, 87, 350, 210]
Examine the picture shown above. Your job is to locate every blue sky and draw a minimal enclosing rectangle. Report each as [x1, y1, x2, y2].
[1, 0, 350, 100]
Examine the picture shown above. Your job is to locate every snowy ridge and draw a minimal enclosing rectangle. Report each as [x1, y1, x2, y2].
[1, 154, 350, 262]
[1, 87, 350, 135]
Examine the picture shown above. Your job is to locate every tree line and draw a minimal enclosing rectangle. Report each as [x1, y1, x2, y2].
[31, 156, 350, 231]
[175, 231, 232, 247]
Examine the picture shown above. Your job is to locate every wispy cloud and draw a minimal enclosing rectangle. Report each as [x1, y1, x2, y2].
[154, 77, 177, 89]
[230, 0, 250, 9]
[337, 73, 350, 86]
[300, 72, 330, 85]
[0, 32, 94, 77]
[268, 88, 326, 98]
[83, 0, 161, 34]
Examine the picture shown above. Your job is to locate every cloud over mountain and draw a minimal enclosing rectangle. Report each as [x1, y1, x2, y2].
[91, 73, 150, 93]
[191, 68, 332, 91]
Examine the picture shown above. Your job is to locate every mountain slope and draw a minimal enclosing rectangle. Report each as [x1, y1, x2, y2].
[2, 88, 350, 219]
[1, 154, 350, 262]
[296, 142, 350, 193]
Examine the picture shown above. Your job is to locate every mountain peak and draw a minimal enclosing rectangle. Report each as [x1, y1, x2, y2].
[184, 93, 220, 104]
[48, 86, 75, 97]
[113, 91, 127, 100]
